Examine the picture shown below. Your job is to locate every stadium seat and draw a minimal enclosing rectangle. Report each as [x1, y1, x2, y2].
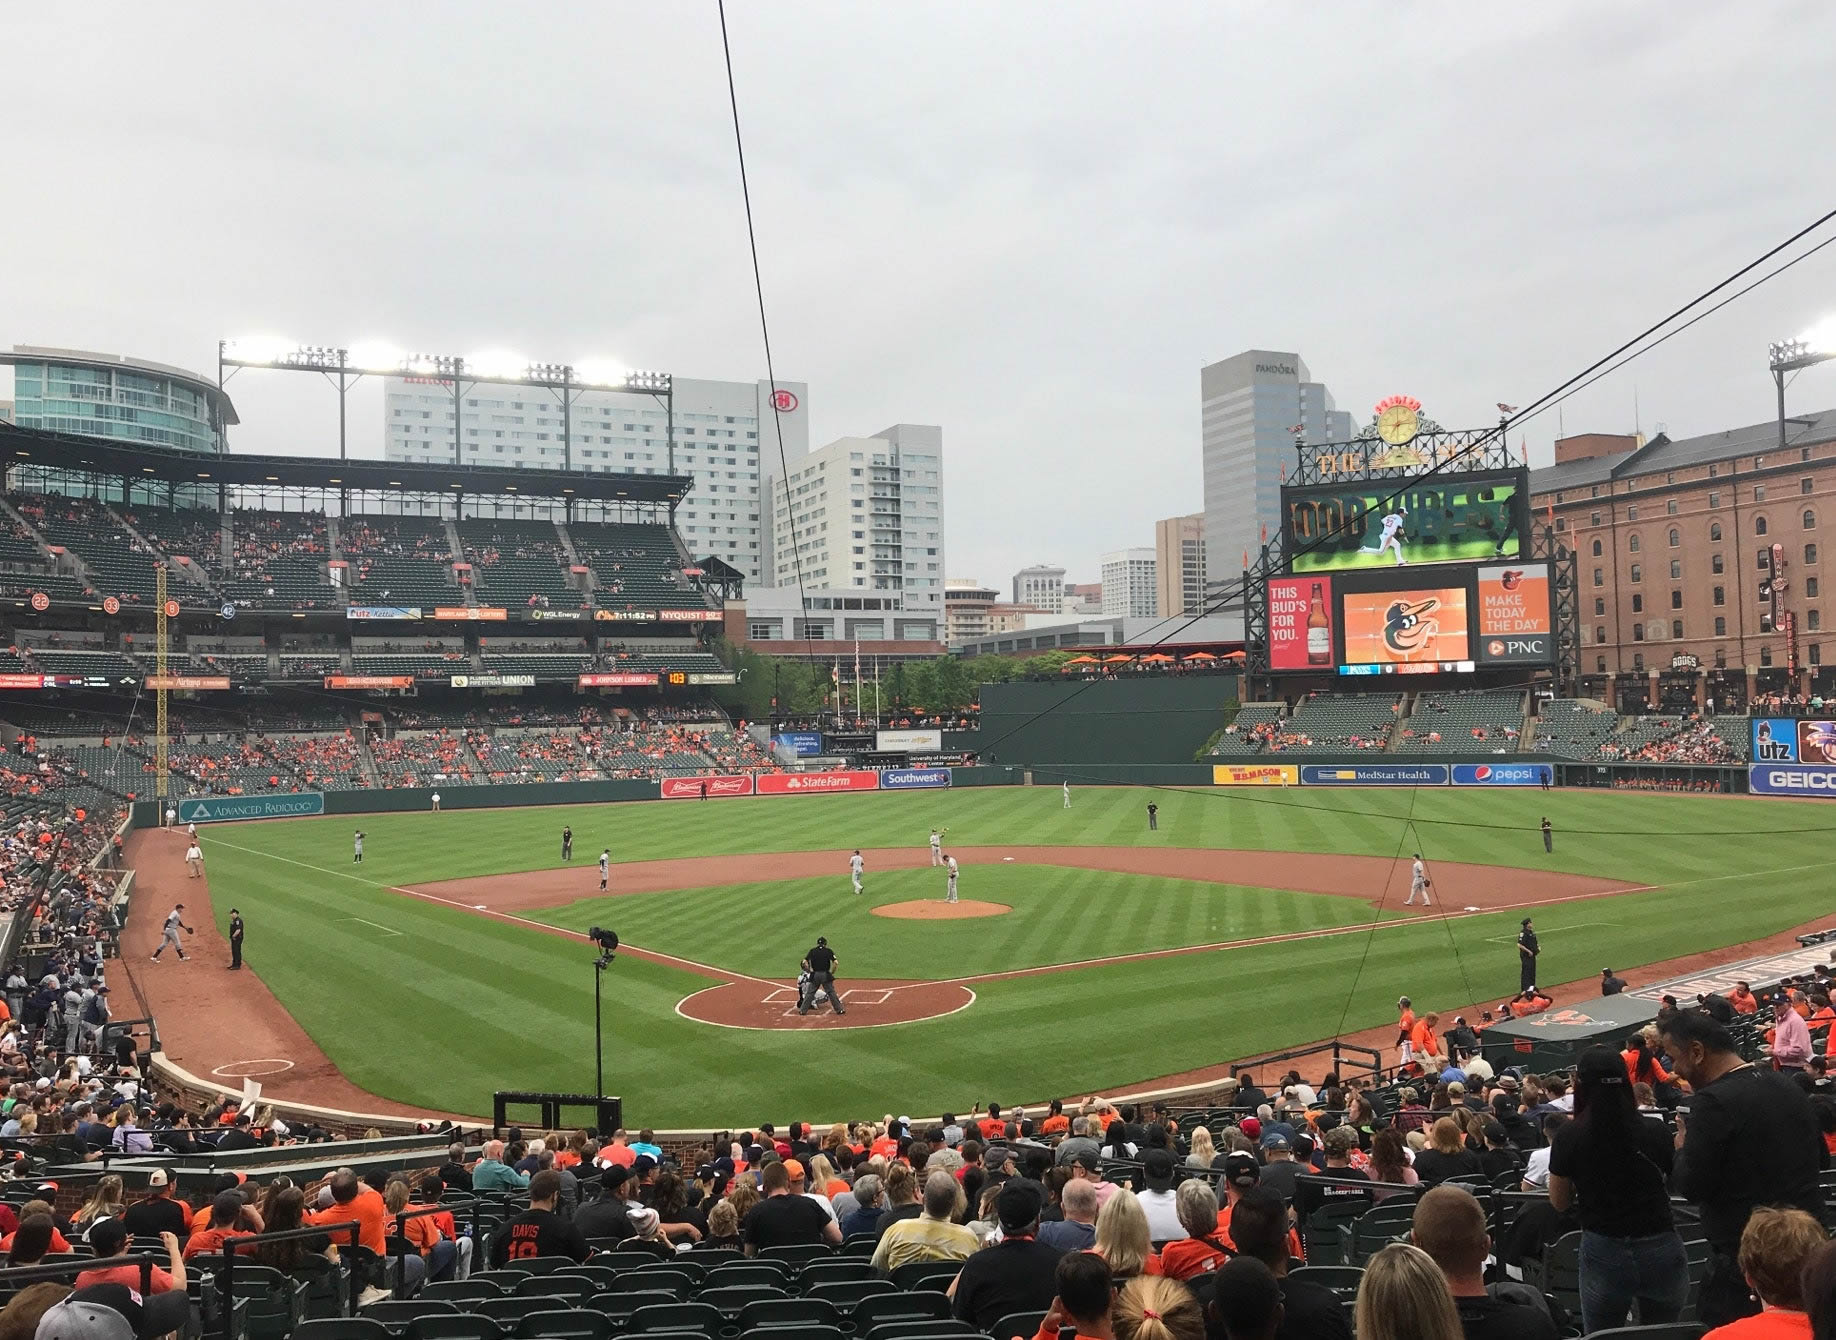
[553, 1267, 624, 1292]
[738, 1328, 844, 1340]
[514, 1278, 593, 1305]
[624, 1302, 726, 1336]
[424, 1282, 506, 1303]
[1584, 1328, 1705, 1340]
[888, 1262, 964, 1294]
[516, 1309, 615, 1340]
[796, 1260, 877, 1290]
[735, 1298, 843, 1333]
[363, 1302, 460, 1335]
[991, 1314, 1044, 1340]
[587, 1292, 680, 1322]
[406, 1318, 505, 1340]
[704, 1265, 791, 1291]
[698, 1285, 789, 1319]
[853, 1291, 955, 1328]
[683, 1248, 744, 1268]
[609, 1270, 695, 1299]
[802, 1279, 894, 1312]
[860, 1324, 976, 1340]
[1285, 1266, 1363, 1305]
[296, 1321, 392, 1340]
[838, 1236, 879, 1259]
[1541, 1232, 1584, 1320]
[479, 1298, 570, 1326]
[1346, 1201, 1416, 1264]
[591, 1252, 675, 1273]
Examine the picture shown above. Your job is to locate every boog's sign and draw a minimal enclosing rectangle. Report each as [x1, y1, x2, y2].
[1749, 764, 1836, 798]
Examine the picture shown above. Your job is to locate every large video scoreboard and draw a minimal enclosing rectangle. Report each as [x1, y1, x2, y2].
[1264, 417, 1551, 676]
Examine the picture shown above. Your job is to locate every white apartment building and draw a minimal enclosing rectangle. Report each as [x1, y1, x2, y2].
[1100, 548, 1158, 618]
[765, 424, 946, 616]
[1011, 564, 1066, 613]
[381, 374, 808, 583]
[1200, 350, 1352, 601]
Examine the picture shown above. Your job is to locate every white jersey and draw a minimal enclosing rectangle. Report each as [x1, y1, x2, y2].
[945, 857, 959, 878]
[164, 909, 183, 932]
[599, 853, 611, 874]
[1380, 513, 1406, 542]
[1412, 859, 1426, 887]
[185, 845, 202, 863]
[186, 823, 196, 838]
[850, 854, 864, 876]
[929, 832, 942, 850]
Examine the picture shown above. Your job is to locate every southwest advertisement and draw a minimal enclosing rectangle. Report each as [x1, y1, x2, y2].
[1284, 472, 1526, 573]
[1475, 564, 1554, 665]
[879, 769, 951, 790]
[1266, 576, 1334, 671]
[1341, 586, 1470, 666]
[1212, 764, 1299, 786]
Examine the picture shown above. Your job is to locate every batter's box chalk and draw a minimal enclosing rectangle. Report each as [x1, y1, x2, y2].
[843, 989, 891, 1006]
[762, 988, 801, 1005]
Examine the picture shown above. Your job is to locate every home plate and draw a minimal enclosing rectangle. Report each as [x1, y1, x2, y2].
[1003, 857, 1014, 862]
[474, 904, 487, 910]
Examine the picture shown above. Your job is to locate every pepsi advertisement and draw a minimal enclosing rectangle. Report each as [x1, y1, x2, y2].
[1452, 762, 1551, 787]
[774, 731, 823, 757]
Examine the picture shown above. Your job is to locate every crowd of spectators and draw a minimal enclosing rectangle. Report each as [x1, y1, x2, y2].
[368, 730, 477, 786]
[1607, 716, 1742, 765]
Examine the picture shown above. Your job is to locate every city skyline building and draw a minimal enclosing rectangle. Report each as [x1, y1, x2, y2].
[4, 345, 236, 454]
[1200, 349, 1353, 601]
[1012, 563, 1066, 612]
[1100, 547, 1158, 618]
[1154, 513, 1207, 618]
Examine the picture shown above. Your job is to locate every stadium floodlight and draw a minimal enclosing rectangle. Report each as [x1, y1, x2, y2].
[463, 349, 531, 380]
[403, 353, 449, 376]
[345, 341, 408, 373]
[221, 336, 297, 365]
[1769, 318, 1836, 452]
[573, 359, 630, 388]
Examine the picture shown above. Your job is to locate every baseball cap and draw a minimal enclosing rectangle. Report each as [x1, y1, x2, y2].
[46, 1286, 188, 1340]
[1239, 1117, 1261, 1141]
[37, 1291, 136, 1340]
[632, 1154, 657, 1176]
[782, 1159, 805, 1180]
[1221, 1152, 1260, 1189]
[1142, 1148, 1175, 1188]
[147, 1169, 169, 1188]
[600, 1165, 630, 1191]
[1259, 1132, 1291, 1152]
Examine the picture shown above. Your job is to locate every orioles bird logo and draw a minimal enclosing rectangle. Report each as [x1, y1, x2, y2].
[1383, 597, 1440, 657]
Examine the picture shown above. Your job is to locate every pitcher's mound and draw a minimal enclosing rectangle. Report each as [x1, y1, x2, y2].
[873, 900, 1011, 920]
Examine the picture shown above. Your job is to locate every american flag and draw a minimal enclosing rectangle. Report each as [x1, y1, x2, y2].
[1497, 403, 1519, 415]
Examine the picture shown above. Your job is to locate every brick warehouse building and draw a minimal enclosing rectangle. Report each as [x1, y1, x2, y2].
[1530, 408, 1836, 713]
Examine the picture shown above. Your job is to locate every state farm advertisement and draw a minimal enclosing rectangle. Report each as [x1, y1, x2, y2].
[755, 770, 880, 795]
[1267, 576, 1334, 671]
[578, 672, 659, 687]
[1475, 563, 1553, 665]
[661, 775, 755, 799]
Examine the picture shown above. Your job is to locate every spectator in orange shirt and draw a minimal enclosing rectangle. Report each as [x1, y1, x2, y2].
[1624, 1034, 1675, 1088]
[1396, 997, 1418, 1068]
[1728, 982, 1759, 1016]
[595, 1130, 636, 1169]
[1039, 1100, 1070, 1138]
[978, 1105, 1007, 1141]
[386, 1177, 468, 1282]
[1409, 1012, 1441, 1068]
[184, 1190, 264, 1260]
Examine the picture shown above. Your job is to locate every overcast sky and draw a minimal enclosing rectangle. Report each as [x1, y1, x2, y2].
[7, 2, 1836, 587]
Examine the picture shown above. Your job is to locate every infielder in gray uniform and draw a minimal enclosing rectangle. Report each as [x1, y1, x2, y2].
[150, 904, 194, 961]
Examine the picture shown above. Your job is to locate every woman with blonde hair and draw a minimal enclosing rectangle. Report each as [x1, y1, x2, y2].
[1185, 1126, 1216, 1169]
[1114, 1275, 1204, 1340]
[701, 1199, 741, 1250]
[1092, 1186, 1162, 1280]
[807, 1153, 847, 1201]
[72, 1174, 125, 1236]
[724, 1172, 760, 1224]
[1412, 1117, 1483, 1184]
[1354, 1243, 1463, 1340]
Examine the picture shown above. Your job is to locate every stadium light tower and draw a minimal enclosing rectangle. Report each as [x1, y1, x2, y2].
[1770, 320, 1836, 452]
[218, 339, 674, 472]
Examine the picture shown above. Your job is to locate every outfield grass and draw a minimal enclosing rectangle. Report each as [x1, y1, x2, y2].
[195, 785, 1836, 1124]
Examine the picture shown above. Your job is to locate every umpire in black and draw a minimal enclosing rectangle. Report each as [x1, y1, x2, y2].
[799, 937, 844, 1016]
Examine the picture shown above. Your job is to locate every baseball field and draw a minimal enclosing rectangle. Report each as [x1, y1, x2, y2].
[140, 784, 1836, 1126]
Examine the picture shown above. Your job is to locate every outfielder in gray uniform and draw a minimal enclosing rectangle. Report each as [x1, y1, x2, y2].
[150, 904, 194, 961]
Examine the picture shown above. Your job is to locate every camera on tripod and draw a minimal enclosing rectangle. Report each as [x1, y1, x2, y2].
[590, 925, 619, 968]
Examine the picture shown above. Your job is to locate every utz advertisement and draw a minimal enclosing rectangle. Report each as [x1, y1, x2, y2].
[1341, 585, 1470, 666]
[661, 775, 754, 799]
[1476, 564, 1554, 665]
[1266, 576, 1335, 671]
[1285, 472, 1526, 573]
[1212, 764, 1299, 786]
[1452, 762, 1551, 787]
[1751, 718, 1836, 765]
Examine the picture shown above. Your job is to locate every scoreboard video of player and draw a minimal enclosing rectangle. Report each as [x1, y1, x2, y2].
[1282, 468, 1529, 574]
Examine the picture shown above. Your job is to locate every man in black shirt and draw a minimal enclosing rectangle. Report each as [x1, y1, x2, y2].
[215, 1113, 259, 1152]
[1600, 969, 1626, 996]
[742, 1160, 840, 1254]
[798, 937, 844, 1015]
[1234, 1073, 1267, 1111]
[1517, 919, 1539, 995]
[951, 1183, 1062, 1331]
[1412, 1185, 1557, 1339]
[574, 1166, 638, 1243]
[1698, 992, 1736, 1024]
[228, 909, 244, 970]
[1223, 1188, 1351, 1340]
[436, 1142, 472, 1193]
[488, 1170, 590, 1265]
[121, 1169, 188, 1239]
[1659, 1008, 1827, 1327]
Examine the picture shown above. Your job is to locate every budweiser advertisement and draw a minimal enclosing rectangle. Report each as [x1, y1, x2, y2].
[755, 770, 881, 795]
[1266, 576, 1334, 671]
[660, 775, 755, 799]
[577, 672, 658, 687]
[324, 674, 413, 689]
[143, 675, 232, 691]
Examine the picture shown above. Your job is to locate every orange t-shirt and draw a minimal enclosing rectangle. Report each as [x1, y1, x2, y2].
[0, 1228, 70, 1254]
[821, 1179, 849, 1201]
[1811, 1009, 1835, 1035]
[554, 1150, 582, 1169]
[1730, 990, 1759, 1015]
[183, 1225, 257, 1260]
[1040, 1115, 1069, 1136]
[1410, 1020, 1438, 1056]
[596, 1143, 635, 1168]
[399, 1211, 439, 1255]
[1622, 1050, 1673, 1086]
[1702, 1309, 1812, 1340]
[1086, 1246, 1162, 1277]
[1158, 1234, 1234, 1280]
[979, 1117, 1005, 1140]
[1214, 1206, 1303, 1260]
[305, 1186, 388, 1255]
[1397, 1008, 1416, 1040]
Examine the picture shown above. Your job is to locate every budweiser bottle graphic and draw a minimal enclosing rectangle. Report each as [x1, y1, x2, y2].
[1306, 583, 1330, 665]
